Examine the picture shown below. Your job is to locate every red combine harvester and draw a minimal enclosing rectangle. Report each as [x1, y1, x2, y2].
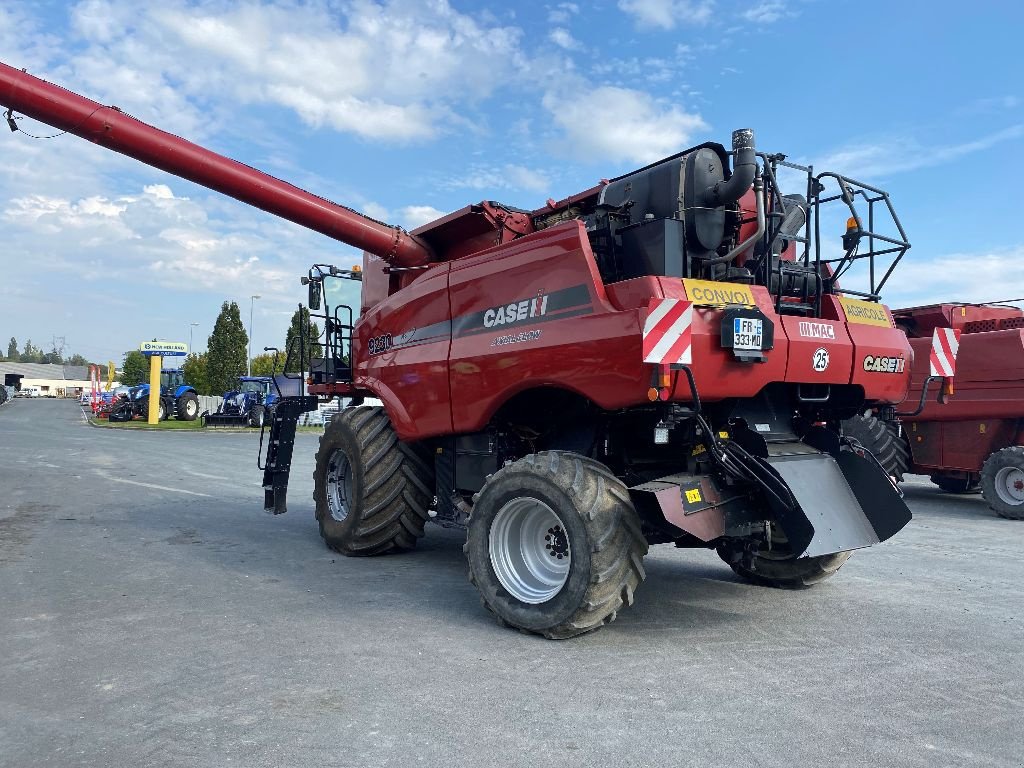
[845, 303, 1024, 519]
[2, 62, 926, 637]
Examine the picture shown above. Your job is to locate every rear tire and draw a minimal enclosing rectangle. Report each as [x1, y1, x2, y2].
[176, 392, 199, 421]
[249, 405, 265, 428]
[718, 524, 851, 589]
[465, 451, 648, 639]
[842, 414, 910, 481]
[980, 446, 1024, 520]
[313, 406, 434, 555]
[930, 474, 979, 494]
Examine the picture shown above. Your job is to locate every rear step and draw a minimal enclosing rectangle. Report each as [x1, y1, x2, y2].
[260, 395, 318, 514]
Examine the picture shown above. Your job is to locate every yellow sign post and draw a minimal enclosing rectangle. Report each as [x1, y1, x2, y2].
[138, 341, 189, 425]
[147, 353, 162, 425]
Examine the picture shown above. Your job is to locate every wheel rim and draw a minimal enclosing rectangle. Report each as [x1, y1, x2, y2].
[757, 522, 796, 561]
[489, 497, 571, 604]
[185, 400, 197, 417]
[994, 466, 1024, 506]
[326, 449, 354, 522]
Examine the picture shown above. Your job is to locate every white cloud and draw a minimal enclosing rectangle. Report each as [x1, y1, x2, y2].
[1, 183, 302, 294]
[57, 0, 528, 143]
[591, 55, 689, 86]
[0, 4, 61, 71]
[549, 28, 583, 51]
[361, 202, 393, 223]
[400, 205, 447, 229]
[813, 125, 1024, 179]
[547, 3, 580, 24]
[617, 0, 714, 30]
[542, 85, 706, 164]
[742, 2, 789, 24]
[445, 164, 552, 194]
[883, 247, 1024, 307]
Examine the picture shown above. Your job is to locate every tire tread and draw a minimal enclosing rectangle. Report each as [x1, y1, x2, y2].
[467, 450, 648, 639]
[313, 406, 435, 555]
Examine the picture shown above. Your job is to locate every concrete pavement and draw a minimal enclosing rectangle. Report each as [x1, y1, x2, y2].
[1, 399, 1020, 767]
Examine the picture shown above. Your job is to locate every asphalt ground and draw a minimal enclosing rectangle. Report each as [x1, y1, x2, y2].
[1, 399, 1020, 768]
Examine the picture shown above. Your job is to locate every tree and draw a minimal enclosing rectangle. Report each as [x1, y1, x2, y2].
[206, 301, 248, 395]
[121, 350, 148, 386]
[66, 353, 89, 367]
[7, 337, 16, 360]
[181, 352, 210, 395]
[250, 352, 285, 378]
[284, 307, 323, 372]
[20, 339, 42, 363]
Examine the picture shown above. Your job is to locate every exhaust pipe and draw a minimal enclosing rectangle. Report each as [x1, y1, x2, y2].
[704, 128, 756, 207]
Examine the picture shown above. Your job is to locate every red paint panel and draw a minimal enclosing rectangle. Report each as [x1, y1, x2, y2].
[906, 330, 1024, 422]
[354, 265, 453, 440]
[906, 420, 1019, 473]
[448, 223, 645, 433]
[672, 304, 789, 399]
[847, 323, 913, 404]
[780, 316, 853, 384]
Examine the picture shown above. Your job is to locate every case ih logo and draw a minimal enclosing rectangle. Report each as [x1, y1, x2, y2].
[483, 294, 549, 328]
[798, 321, 836, 340]
[863, 355, 906, 374]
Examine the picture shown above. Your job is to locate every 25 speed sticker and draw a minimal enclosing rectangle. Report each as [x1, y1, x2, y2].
[812, 348, 830, 371]
[491, 330, 542, 347]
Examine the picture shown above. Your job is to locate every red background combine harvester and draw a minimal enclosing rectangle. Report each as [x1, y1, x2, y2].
[847, 302, 1024, 519]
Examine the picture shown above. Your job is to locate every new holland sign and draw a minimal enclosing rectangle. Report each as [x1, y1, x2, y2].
[139, 341, 188, 356]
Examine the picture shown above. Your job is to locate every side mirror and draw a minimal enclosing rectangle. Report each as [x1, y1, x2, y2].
[308, 280, 322, 310]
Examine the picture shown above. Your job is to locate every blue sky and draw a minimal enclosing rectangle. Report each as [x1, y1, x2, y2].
[0, 0, 1022, 365]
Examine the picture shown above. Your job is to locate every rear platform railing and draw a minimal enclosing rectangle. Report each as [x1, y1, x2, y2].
[758, 154, 911, 313]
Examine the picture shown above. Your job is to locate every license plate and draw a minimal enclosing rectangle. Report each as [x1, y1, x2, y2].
[733, 317, 763, 350]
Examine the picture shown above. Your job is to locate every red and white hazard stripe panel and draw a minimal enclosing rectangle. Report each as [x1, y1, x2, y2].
[929, 327, 961, 377]
[643, 299, 693, 365]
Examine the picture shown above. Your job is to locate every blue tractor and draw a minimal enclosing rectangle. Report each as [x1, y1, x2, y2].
[128, 369, 200, 421]
[204, 376, 282, 428]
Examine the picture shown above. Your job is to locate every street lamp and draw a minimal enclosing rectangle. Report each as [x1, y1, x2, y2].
[189, 322, 199, 353]
[248, 295, 261, 375]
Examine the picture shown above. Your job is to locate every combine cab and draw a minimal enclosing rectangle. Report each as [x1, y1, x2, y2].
[1, 61, 923, 637]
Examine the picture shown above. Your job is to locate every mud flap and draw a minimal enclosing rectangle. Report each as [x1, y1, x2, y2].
[765, 448, 912, 558]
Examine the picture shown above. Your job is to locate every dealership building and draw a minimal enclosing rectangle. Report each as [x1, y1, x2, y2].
[0, 362, 110, 397]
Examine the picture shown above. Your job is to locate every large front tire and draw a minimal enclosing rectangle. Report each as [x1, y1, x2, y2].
[718, 524, 851, 589]
[248, 405, 265, 429]
[465, 451, 648, 639]
[313, 406, 434, 555]
[176, 392, 199, 421]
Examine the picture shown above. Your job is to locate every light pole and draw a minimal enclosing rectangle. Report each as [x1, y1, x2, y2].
[189, 322, 199, 353]
[248, 295, 261, 376]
